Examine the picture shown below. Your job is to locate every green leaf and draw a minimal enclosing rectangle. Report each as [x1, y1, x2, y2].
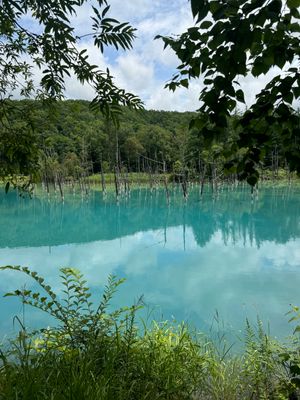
[200, 20, 213, 29]
[287, 0, 300, 8]
[294, 325, 300, 333]
[247, 174, 258, 186]
[291, 7, 300, 17]
[191, 0, 209, 21]
[291, 377, 300, 388]
[293, 86, 300, 99]
[236, 89, 245, 103]
[283, 91, 294, 104]
[267, 0, 282, 14]
[191, 0, 203, 17]
[210, 1, 221, 14]
[5, 182, 10, 194]
[252, 59, 270, 76]
[290, 364, 300, 376]
[289, 22, 300, 32]
[188, 27, 201, 40]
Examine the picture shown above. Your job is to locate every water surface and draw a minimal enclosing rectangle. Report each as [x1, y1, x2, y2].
[0, 184, 299, 341]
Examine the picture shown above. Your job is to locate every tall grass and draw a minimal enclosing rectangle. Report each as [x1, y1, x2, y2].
[0, 266, 299, 399]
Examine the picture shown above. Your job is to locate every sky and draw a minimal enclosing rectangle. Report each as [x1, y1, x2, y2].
[64, 0, 204, 111]
[1, 227, 299, 337]
[22, 0, 283, 112]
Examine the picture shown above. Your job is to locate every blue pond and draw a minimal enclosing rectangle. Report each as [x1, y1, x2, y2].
[0, 184, 299, 340]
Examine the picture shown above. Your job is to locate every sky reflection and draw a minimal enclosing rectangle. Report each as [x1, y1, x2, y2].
[0, 185, 299, 340]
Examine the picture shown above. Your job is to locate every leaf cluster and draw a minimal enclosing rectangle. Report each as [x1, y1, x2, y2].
[0, 0, 143, 119]
[0, 1, 143, 182]
[0, 265, 142, 351]
[158, 0, 300, 185]
[1, 266, 300, 399]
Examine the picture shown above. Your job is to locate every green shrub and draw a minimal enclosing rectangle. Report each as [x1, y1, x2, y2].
[0, 266, 299, 399]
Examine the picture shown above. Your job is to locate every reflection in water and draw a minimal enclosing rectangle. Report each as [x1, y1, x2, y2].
[0, 185, 299, 249]
[0, 185, 299, 339]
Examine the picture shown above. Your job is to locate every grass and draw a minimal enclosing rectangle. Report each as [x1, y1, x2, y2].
[2, 171, 299, 197]
[0, 266, 300, 400]
[88, 169, 300, 185]
[88, 172, 156, 184]
[87, 172, 171, 192]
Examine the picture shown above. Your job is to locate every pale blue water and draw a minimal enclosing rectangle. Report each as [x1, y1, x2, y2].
[0, 184, 299, 341]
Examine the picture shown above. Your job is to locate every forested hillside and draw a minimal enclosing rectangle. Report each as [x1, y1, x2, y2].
[2, 100, 297, 184]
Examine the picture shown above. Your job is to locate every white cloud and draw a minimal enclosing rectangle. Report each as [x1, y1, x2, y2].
[147, 80, 202, 111]
[109, 0, 162, 21]
[1, 227, 299, 339]
[64, 41, 109, 100]
[237, 67, 282, 108]
[113, 54, 155, 96]
[14, 1, 300, 111]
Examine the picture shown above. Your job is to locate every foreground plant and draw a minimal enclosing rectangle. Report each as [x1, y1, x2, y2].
[158, 0, 300, 186]
[0, 266, 141, 351]
[0, 1, 143, 191]
[0, 265, 299, 399]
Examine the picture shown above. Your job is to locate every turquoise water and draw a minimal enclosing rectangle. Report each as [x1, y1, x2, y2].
[0, 184, 299, 341]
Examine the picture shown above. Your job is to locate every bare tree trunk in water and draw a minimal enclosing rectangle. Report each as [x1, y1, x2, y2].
[114, 165, 120, 199]
[181, 170, 188, 200]
[57, 173, 64, 201]
[147, 162, 154, 192]
[100, 157, 106, 194]
[211, 163, 217, 195]
[44, 173, 50, 195]
[125, 169, 130, 196]
[199, 160, 207, 197]
[164, 175, 170, 204]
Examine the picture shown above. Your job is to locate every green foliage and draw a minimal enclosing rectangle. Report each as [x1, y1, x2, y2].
[0, 0, 142, 114]
[0, 266, 204, 399]
[158, 0, 300, 186]
[242, 319, 285, 398]
[0, 102, 40, 182]
[0, 0, 143, 181]
[3, 100, 296, 191]
[281, 306, 300, 392]
[0, 266, 139, 351]
[2, 101, 198, 180]
[0, 266, 300, 399]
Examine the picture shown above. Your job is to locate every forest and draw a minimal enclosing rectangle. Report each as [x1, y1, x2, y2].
[2, 99, 298, 193]
[1, 0, 300, 399]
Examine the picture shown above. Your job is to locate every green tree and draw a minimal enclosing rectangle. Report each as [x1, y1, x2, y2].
[123, 131, 145, 170]
[158, 0, 300, 185]
[0, 0, 142, 181]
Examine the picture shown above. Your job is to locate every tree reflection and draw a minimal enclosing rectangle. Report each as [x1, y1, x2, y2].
[0, 185, 299, 249]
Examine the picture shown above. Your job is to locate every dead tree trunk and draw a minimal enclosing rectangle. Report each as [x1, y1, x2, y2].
[114, 165, 120, 198]
[181, 170, 188, 200]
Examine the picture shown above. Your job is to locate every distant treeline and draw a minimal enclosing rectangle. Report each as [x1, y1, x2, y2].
[2, 100, 297, 183]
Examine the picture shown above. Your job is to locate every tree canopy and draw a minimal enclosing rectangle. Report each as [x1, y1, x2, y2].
[158, 0, 300, 185]
[0, 0, 143, 180]
[5, 100, 296, 189]
[0, 0, 142, 115]
[1, 1, 300, 186]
